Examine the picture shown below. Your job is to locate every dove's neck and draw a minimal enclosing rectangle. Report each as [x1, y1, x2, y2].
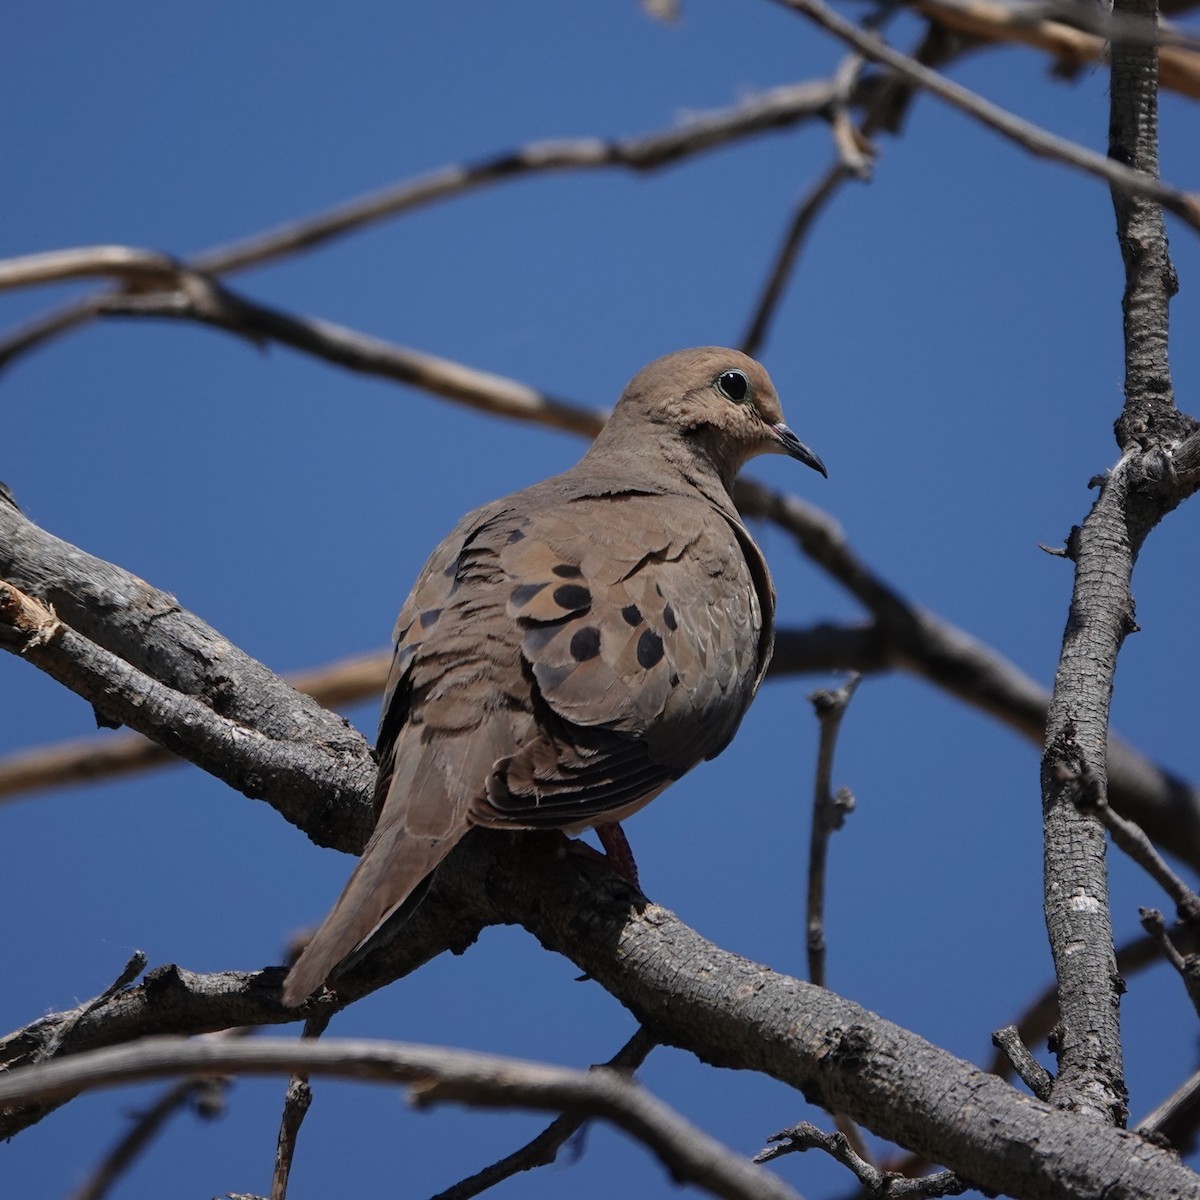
[580, 421, 742, 519]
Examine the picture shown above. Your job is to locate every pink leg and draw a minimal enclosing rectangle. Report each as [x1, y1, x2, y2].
[595, 821, 640, 888]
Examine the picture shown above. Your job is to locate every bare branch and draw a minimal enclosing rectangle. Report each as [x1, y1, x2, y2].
[0, 580, 371, 847]
[756, 1121, 966, 1197]
[771, 0, 1200, 234]
[69, 1077, 227, 1200]
[1139, 909, 1200, 1019]
[271, 1011, 332, 1200]
[0, 649, 389, 804]
[69, 1026, 251, 1200]
[0, 492, 376, 850]
[1094, 802, 1200, 923]
[915, 0, 1200, 98]
[805, 677, 861, 987]
[741, 162, 852, 359]
[990, 1026, 1054, 1101]
[1136, 1067, 1200, 1153]
[737, 479, 1200, 869]
[192, 84, 850, 277]
[0, 246, 184, 292]
[3, 833, 1198, 1199]
[1038, 0, 1194, 1121]
[743, 14, 904, 358]
[804, 678, 870, 1161]
[430, 1028, 657, 1200]
[0, 1035, 803, 1200]
[0, 80, 851, 371]
[94, 277, 607, 438]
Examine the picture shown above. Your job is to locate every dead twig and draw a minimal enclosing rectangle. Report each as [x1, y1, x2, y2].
[429, 1028, 658, 1200]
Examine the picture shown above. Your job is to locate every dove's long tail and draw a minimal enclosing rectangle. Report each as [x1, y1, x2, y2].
[281, 819, 462, 1007]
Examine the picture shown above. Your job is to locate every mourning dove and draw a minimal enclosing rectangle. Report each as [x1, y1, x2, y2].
[282, 347, 825, 1006]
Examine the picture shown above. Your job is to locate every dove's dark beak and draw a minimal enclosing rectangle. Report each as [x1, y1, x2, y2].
[772, 422, 827, 477]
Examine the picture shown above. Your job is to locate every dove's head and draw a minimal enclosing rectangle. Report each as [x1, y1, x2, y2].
[607, 347, 826, 490]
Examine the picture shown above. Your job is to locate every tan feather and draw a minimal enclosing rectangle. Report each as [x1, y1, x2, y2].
[281, 347, 825, 1007]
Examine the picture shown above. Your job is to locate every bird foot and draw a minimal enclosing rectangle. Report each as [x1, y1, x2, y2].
[569, 821, 641, 889]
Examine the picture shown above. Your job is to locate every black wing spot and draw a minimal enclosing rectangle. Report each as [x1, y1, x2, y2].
[553, 584, 592, 611]
[419, 608, 442, 628]
[507, 528, 527, 543]
[662, 604, 678, 631]
[551, 563, 582, 578]
[621, 604, 643, 626]
[669, 672, 680, 687]
[637, 629, 665, 669]
[570, 627, 602, 662]
[511, 581, 548, 607]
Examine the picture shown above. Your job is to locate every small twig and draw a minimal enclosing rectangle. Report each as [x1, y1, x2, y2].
[804, 676, 870, 1163]
[755, 1122, 966, 1197]
[1093, 802, 1200, 923]
[429, 1028, 658, 1200]
[741, 17, 891, 358]
[741, 163, 851, 358]
[0, 246, 185, 292]
[805, 676, 861, 987]
[771, 0, 1200, 233]
[1140, 908, 1200, 1018]
[983, 922, 1200, 1079]
[990, 1026, 1054, 1101]
[0, 1036, 802, 1200]
[69, 1077, 226, 1200]
[1136, 1066, 1200, 1152]
[35, 952, 147, 1065]
[271, 1011, 332, 1200]
[70, 1026, 251, 1200]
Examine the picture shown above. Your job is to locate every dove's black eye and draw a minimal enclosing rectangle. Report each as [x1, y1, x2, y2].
[715, 369, 750, 403]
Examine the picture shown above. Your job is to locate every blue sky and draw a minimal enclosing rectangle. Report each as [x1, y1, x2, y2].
[3, 4, 1199, 1198]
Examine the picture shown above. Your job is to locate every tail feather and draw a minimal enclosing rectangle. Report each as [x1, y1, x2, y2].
[281, 826, 461, 1007]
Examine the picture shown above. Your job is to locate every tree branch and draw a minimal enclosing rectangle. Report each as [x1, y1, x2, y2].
[429, 1027, 658, 1200]
[0, 491, 375, 850]
[6, 464, 1200, 873]
[1039, 0, 1197, 1122]
[771, 0, 1200, 233]
[0, 79, 854, 372]
[737, 480, 1200, 867]
[915, 0, 1200, 99]
[2, 833, 1196, 1199]
[0, 1035, 802, 1200]
[0, 579, 374, 849]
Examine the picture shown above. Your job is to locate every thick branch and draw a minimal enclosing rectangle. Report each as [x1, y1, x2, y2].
[2, 834, 1197, 1200]
[0, 493, 375, 850]
[6, 467, 1200, 871]
[0, 581, 360, 835]
[0, 649, 391, 803]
